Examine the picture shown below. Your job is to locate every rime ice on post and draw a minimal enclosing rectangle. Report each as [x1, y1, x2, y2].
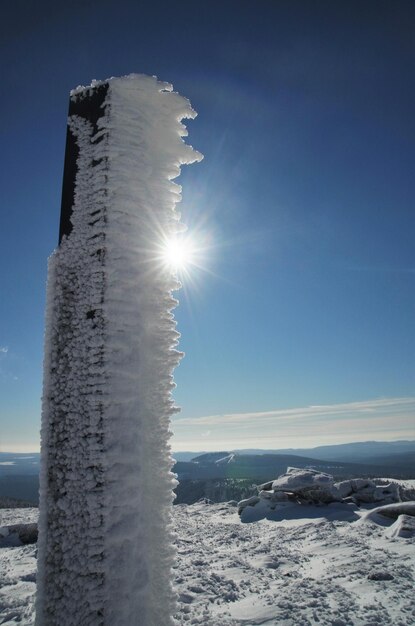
[36, 75, 202, 625]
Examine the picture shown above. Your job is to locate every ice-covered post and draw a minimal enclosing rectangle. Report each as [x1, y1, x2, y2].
[36, 75, 202, 625]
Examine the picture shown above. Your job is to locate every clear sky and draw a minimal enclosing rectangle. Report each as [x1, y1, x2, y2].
[0, 0, 414, 452]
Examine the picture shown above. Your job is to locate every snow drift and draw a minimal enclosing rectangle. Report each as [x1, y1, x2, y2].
[36, 75, 202, 626]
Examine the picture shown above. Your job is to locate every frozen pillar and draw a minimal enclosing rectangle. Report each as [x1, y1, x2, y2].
[36, 75, 202, 626]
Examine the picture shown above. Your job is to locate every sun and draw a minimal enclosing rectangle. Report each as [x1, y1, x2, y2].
[164, 239, 192, 269]
[162, 235, 196, 272]
[159, 229, 213, 288]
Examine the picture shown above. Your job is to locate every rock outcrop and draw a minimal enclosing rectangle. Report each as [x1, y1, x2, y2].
[238, 467, 408, 516]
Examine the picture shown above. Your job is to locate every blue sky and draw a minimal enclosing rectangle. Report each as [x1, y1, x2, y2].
[0, 0, 414, 452]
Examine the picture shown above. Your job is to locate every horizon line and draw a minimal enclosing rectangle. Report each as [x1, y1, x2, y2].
[2, 436, 415, 455]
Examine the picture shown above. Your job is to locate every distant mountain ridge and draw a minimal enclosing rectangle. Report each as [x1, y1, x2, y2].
[174, 452, 414, 483]
[232, 440, 415, 465]
[191, 452, 234, 464]
[1, 441, 414, 505]
[0, 453, 40, 475]
[172, 440, 415, 464]
[173, 440, 415, 485]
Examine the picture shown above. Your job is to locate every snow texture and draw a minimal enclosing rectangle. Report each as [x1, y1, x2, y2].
[36, 74, 202, 626]
[2, 494, 415, 626]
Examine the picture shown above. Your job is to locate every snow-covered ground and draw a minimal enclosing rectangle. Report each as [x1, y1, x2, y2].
[1, 493, 414, 626]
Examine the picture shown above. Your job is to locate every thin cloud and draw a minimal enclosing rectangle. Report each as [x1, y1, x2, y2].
[0, 346, 8, 354]
[173, 397, 415, 427]
[171, 397, 415, 450]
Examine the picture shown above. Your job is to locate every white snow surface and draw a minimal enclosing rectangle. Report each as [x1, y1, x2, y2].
[1, 495, 415, 626]
[37, 75, 202, 626]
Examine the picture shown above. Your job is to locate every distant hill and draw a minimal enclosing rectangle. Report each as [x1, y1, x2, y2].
[192, 452, 234, 464]
[172, 451, 207, 462]
[232, 440, 415, 464]
[0, 494, 35, 508]
[0, 475, 39, 505]
[364, 450, 415, 467]
[173, 452, 413, 482]
[0, 452, 40, 475]
[1, 442, 414, 506]
[0, 453, 40, 504]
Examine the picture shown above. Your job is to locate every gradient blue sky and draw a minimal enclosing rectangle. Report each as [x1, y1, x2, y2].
[0, 0, 414, 452]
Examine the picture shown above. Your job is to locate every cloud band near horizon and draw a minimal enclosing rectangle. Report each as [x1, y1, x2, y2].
[171, 396, 415, 451]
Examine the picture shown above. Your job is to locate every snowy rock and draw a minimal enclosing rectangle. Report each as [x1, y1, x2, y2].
[258, 480, 273, 491]
[238, 468, 336, 514]
[367, 570, 394, 581]
[332, 479, 401, 504]
[332, 478, 402, 504]
[271, 467, 334, 495]
[370, 501, 415, 519]
[238, 470, 408, 518]
[267, 467, 336, 503]
[0, 523, 38, 547]
[357, 501, 415, 534]
[351, 478, 372, 491]
[349, 479, 378, 503]
[387, 514, 415, 538]
[368, 482, 400, 503]
[332, 480, 353, 499]
[237, 496, 260, 514]
[258, 489, 289, 502]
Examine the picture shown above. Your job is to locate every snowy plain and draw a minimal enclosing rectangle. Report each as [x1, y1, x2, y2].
[1, 483, 415, 626]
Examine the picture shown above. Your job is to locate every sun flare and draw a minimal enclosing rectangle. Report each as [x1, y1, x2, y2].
[162, 236, 196, 271]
